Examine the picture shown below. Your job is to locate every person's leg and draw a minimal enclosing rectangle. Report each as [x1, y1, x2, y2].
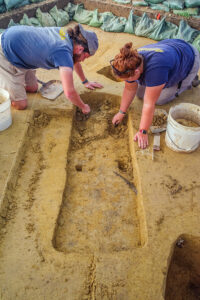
[0, 37, 27, 110]
[179, 45, 200, 93]
[137, 84, 178, 105]
[25, 70, 38, 93]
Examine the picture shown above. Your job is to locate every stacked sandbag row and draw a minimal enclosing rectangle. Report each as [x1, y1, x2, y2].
[114, 0, 200, 18]
[0, 3, 199, 51]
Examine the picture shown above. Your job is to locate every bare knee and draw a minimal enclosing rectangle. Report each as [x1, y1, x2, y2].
[11, 99, 28, 110]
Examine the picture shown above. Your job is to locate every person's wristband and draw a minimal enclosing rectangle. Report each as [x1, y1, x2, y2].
[82, 79, 88, 84]
[119, 109, 126, 115]
[139, 129, 147, 134]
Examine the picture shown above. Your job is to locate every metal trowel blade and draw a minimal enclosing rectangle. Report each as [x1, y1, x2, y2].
[39, 80, 63, 100]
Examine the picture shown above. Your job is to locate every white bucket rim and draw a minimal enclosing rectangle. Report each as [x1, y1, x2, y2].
[168, 103, 200, 131]
[0, 88, 10, 113]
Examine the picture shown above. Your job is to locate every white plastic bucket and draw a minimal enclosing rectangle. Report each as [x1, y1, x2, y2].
[0, 88, 12, 131]
[165, 103, 200, 153]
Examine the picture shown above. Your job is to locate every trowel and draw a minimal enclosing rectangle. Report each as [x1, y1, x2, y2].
[150, 109, 168, 160]
[37, 79, 63, 100]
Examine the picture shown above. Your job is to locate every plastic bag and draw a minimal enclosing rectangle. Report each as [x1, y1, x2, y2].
[165, 0, 184, 9]
[148, 17, 178, 40]
[8, 19, 19, 27]
[49, 6, 69, 27]
[185, 0, 200, 7]
[112, 0, 131, 3]
[0, 4, 6, 12]
[20, 13, 41, 26]
[88, 9, 102, 27]
[145, 0, 164, 4]
[64, 3, 84, 21]
[124, 9, 140, 34]
[36, 8, 56, 27]
[173, 7, 199, 16]
[192, 34, 200, 52]
[101, 15, 127, 32]
[150, 3, 169, 10]
[135, 13, 158, 37]
[4, 0, 28, 10]
[73, 5, 93, 24]
[176, 20, 200, 43]
[132, 1, 148, 6]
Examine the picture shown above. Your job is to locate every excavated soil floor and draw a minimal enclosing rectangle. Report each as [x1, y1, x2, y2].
[0, 23, 200, 300]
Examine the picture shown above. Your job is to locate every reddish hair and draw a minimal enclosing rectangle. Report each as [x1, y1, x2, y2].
[112, 42, 142, 78]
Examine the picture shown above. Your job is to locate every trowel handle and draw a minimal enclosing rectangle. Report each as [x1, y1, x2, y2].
[37, 79, 45, 86]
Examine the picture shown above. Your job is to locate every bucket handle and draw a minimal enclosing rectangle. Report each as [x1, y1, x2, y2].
[166, 129, 200, 152]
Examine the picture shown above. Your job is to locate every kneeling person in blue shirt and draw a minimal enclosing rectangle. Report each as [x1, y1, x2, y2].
[111, 39, 200, 149]
[0, 24, 103, 111]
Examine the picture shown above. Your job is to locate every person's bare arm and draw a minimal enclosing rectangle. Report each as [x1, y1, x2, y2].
[112, 81, 138, 125]
[59, 66, 90, 114]
[74, 62, 103, 90]
[134, 84, 165, 148]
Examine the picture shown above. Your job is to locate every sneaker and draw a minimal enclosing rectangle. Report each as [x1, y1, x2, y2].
[192, 75, 200, 87]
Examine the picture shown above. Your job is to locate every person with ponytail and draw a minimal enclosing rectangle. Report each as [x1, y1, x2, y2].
[0, 24, 102, 111]
[111, 40, 200, 149]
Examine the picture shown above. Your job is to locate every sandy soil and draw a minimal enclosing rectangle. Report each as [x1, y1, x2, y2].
[0, 23, 200, 300]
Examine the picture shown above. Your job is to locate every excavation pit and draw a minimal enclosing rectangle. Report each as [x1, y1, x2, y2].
[54, 92, 140, 253]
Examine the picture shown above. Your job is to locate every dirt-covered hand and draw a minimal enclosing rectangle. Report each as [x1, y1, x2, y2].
[84, 81, 103, 90]
[134, 131, 149, 149]
[112, 112, 125, 126]
[81, 104, 91, 114]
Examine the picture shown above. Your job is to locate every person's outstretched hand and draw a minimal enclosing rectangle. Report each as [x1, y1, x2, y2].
[112, 112, 125, 126]
[82, 103, 91, 114]
[84, 81, 103, 90]
[134, 131, 149, 149]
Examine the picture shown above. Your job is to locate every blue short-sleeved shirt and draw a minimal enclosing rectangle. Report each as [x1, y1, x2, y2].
[137, 39, 195, 88]
[1, 25, 74, 70]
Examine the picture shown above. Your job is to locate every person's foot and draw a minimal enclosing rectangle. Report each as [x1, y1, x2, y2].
[192, 75, 200, 87]
[11, 99, 27, 110]
[25, 83, 38, 93]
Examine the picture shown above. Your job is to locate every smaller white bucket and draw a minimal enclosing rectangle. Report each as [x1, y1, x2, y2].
[165, 103, 200, 153]
[0, 88, 12, 132]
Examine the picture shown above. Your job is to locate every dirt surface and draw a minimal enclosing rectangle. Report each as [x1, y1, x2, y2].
[176, 118, 200, 127]
[0, 23, 200, 300]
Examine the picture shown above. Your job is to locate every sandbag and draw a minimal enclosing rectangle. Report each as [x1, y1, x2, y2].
[36, 8, 56, 27]
[192, 34, 200, 52]
[101, 15, 127, 32]
[20, 13, 41, 26]
[8, 19, 19, 27]
[0, 4, 6, 12]
[148, 17, 178, 40]
[49, 5, 69, 27]
[165, 0, 184, 9]
[112, 0, 131, 3]
[150, 3, 169, 10]
[29, 0, 44, 3]
[64, 3, 84, 21]
[132, 1, 148, 6]
[145, 0, 164, 4]
[124, 9, 140, 34]
[176, 20, 199, 43]
[73, 5, 93, 24]
[4, 0, 29, 10]
[135, 13, 159, 37]
[88, 9, 102, 27]
[173, 7, 199, 16]
[185, 0, 200, 7]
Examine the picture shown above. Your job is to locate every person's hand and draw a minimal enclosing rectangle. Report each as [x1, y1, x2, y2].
[84, 81, 103, 90]
[81, 103, 91, 114]
[134, 131, 149, 149]
[112, 112, 125, 126]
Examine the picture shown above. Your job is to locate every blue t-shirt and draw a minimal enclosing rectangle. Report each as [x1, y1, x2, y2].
[137, 39, 195, 88]
[1, 25, 74, 70]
